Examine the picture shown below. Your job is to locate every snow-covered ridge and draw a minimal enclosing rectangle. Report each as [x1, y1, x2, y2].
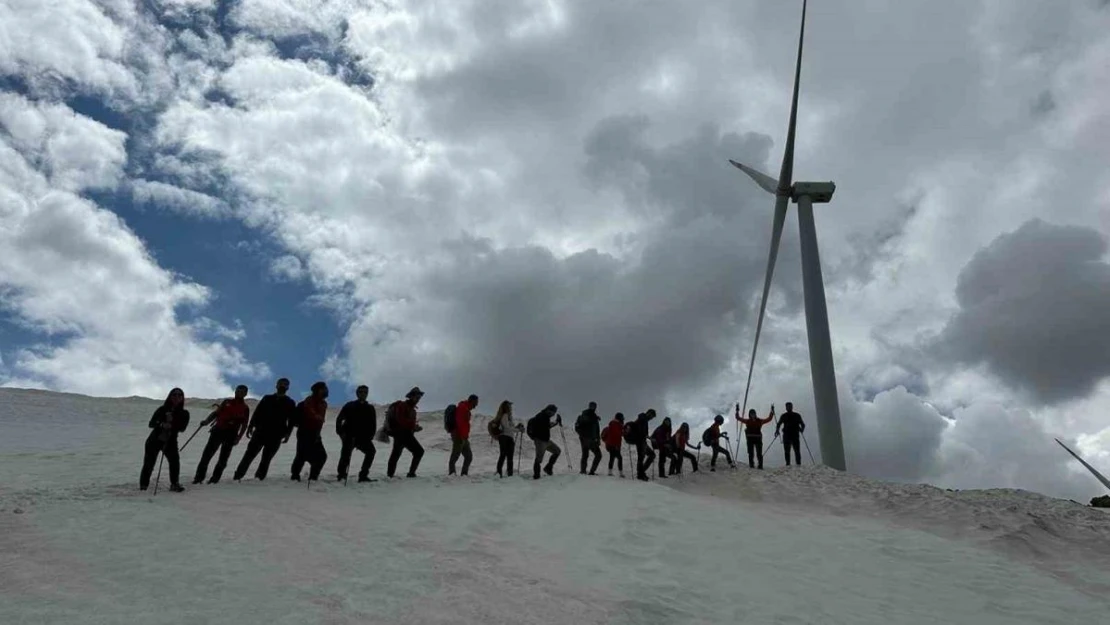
[1, 387, 1108, 623]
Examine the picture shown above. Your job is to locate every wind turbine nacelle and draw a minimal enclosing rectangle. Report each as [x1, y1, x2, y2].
[792, 181, 836, 204]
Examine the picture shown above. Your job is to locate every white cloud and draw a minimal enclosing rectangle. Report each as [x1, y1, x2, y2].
[0, 94, 267, 398]
[131, 179, 229, 218]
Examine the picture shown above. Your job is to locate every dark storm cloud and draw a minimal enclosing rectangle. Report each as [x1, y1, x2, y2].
[936, 219, 1110, 404]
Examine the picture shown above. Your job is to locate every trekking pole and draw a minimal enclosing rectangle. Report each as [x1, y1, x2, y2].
[152, 441, 168, 496]
[558, 425, 573, 470]
[516, 431, 523, 472]
[178, 423, 205, 453]
[802, 432, 816, 465]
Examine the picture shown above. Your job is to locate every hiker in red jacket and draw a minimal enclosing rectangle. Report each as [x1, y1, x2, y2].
[193, 384, 250, 484]
[603, 413, 625, 477]
[386, 387, 425, 478]
[291, 382, 329, 482]
[736, 403, 775, 469]
[449, 394, 478, 476]
[650, 417, 675, 479]
[670, 422, 699, 475]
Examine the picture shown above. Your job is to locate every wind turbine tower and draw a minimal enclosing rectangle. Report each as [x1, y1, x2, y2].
[729, 0, 847, 471]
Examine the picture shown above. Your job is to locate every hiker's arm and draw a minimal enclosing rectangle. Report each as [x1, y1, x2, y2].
[237, 406, 250, 440]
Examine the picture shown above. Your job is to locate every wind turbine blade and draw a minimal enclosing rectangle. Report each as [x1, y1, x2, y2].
[1055, 438, 1110, 492]
[776, 0, 807, 194]
[729, 160, 779, 195]
[737, 194, 790, 437]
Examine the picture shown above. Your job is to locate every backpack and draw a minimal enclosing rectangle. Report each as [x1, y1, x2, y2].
[600, 425, 609, 442]
[574, 413, 586, 435]
[487, 417, 502, 439]
[444, 404, 457, 433]
[701, 427, 714, 447]
[526, 415, 539, 440]
[384, 401, 400, 435]
[623, 421, 638, 445]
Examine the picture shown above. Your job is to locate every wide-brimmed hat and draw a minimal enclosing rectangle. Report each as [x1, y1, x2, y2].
[406, 386, 425, 399]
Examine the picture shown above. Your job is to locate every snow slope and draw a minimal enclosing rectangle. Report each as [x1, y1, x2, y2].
[1, 388, 1108, 624]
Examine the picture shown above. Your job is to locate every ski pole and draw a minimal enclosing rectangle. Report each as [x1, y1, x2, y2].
[152, 441, 168, 496]
[801, 432, 816, 465]
[558, 425, 573, 470]
[179, 423, 205, 452]
[516, 431, 522, 473]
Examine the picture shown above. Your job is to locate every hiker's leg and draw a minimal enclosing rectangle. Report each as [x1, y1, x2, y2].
[460, 439, 473, 475]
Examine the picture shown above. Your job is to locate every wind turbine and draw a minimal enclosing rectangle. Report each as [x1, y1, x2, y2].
[729, 0, 847, 471]
[1055, 438, 1110, 492]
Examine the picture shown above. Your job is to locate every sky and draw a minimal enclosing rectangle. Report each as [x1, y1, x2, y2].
[1, 0, 1109, 500]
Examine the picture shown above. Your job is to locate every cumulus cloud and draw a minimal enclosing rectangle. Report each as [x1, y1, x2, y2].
[936, 219, 1110, 405]
[131, 179, 229, 218]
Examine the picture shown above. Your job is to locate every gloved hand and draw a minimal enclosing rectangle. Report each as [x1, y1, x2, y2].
[516, 424, 525, 431]
[555, 414, 563, 426]
[415, 425, 423, 432]
[160, 420, 173, 430]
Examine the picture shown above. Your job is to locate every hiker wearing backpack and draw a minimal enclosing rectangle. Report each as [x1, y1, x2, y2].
[491, 400, 522, 477]
[385, 387, 426, 478]
[603, 413, 625, 477]
[526, 404, 562, 480]
[291, 382, 330, 482]
[193, 384, 250, 484]
[775, 402, 806, 466]
[574, 401, 603, 476]
[448, 394, 479, 476]
[624, 410, 656, 482]
[736, 403, 775, 469]
[701, 415, 734, 471]
[669, 422, 699, 474]
[650, 417, 675, 479]
[335, 385, 378, 482]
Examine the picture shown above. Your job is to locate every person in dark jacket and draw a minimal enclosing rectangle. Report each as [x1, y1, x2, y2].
[670, 422, 699, 475]
[335, 385, 378, 482]
[628, 410, 656, 482]
[193, 384, 250, 484]
[291, 382, 329, 481]
[234, 378, 296, 481]
[527, 404, 562, 480]
[386, 387, 425, 478]
[775, 402, 807, 466]
[574, 401, 602, 475]
[704, 414, 734, 471]
[650, 417, 675, 479]
[139, 387, 190, 492]
[603, 413, 625, 477]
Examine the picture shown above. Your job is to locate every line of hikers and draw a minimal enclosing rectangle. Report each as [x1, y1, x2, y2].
[138, 378, 808, 492]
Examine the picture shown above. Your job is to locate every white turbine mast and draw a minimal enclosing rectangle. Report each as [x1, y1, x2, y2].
[729, 0, 847, 471]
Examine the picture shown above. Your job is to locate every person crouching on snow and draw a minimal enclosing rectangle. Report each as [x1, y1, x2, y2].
[527, 404, 562, 480]
[193, 384, 250, 485]
[139, 387, 190, 492]
[291, 382, 329, 482]
[386, 387, 425, 478]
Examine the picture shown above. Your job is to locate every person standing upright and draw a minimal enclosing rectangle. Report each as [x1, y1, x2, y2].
[775, 402, 807, 466]
[448, 394, 479, 476]
[492, 400, 522, 477]
[625, 410, 656, 482]
[736, 404, 775, 469]
[603, 413, 625, 477]
[574, 401, 603, 475]
[291, 382, 329, 482]
[193, 384, 250, 484]
[670, 422, 699, 474]
[234, 378, 296, 481]
[335, 385, 378, 482]
[139, 387, 190, 492]
[386, 387, 426, 478]
[650, 417, 675, 479]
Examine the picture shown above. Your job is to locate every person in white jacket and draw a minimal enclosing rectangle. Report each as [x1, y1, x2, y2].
[493, 400, 523, 477]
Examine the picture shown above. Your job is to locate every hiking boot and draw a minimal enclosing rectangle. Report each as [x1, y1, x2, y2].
[607, 469, 613, 476]
[544, 465, 554, 476]
[533, 473, 541, 480]
[291, 475, 301, 482]
[619, 471, 625, 478]
[192, 477, 203, 484]
[207, 478, 219, 484]
[579, 469, 586, 475]
[406, 472, 417, 478]
[336, 474, 347, 482]
[588, 470, 597, 476]
[357, 476, 374, 483]
[710, 466, 716, 472]
[139, 483, 149, 491]
[637, 474, 649, 482]
[169, 483, 185, 493]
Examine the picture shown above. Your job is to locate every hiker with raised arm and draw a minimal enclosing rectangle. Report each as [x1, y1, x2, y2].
[447, 394, 478, 476]
[574, 401, 603, 476]
[139, 387, 190, 492]
[234, 378, 296, 481]
[736, 403, 775, 470]
[701, 415, 734, 471]
[335, 385, 378, 483]
[291, 382, 329, 482]
[650, 417, 675, 479]
[603, 413, 625, 477]
[670, 422, 699, 475]
[193, 384, 250, 484]
[776, 402, 806, 466]
[490, 400, 523, 477]
[526, 404, 562, 480]
[386, 387, 426, 478]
